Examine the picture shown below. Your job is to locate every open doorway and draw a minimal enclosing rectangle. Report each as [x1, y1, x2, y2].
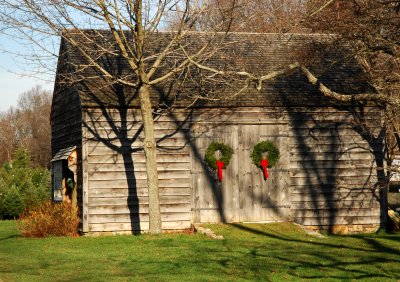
[51, 146, 77, 204]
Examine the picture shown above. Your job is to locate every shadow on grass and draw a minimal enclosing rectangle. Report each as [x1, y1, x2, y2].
[266, 248, 395, 280]
[0, 234, 18, 241]
[230, 223, 400, 255]
[226, 223, 400, 280]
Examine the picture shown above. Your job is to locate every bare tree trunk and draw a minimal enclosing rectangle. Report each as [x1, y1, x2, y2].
[139, 84, 162, 234]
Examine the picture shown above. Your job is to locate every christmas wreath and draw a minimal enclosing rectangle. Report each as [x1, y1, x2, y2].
[205, 142, 233, 181]
[251, 140, 280, 180]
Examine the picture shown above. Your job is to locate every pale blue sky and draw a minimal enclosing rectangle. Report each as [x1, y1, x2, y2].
[0, 1, 172, 113]
[0, 34, 55, 112]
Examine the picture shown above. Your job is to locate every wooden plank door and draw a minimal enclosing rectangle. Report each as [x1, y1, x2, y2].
[191, 123, 290, 223]
[191, 123, 238, 223]
[237, 124, 290, 222]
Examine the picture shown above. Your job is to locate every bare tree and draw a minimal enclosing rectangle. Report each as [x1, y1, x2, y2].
[167, 0, 309, 32]
[300, 1, 399, 101]
[172, 0, 400, 107]
[0, 86, 51, 167]
[17, 86, 52, 167]
[2, 0, 396, 233]
[0, 109, 17, 164]
[0, 1, 212, 234]
[193, 0, 399, 146]
[297, 0, 400, 171]
[0, 0, 300, 233]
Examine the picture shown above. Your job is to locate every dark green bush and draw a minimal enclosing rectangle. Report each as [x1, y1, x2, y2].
[0, 187, 24, 219]
[0, 148, 50, 219]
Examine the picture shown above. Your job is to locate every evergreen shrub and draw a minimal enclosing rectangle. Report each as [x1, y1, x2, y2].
[0, 148, 50, 219]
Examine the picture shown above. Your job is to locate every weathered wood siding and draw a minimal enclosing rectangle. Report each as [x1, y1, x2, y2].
[288, 107, 383, 228]
[51, 88, 82, 155]
[83, 108, 191, 233]
[80, 105, 383, 233]
[188, 107, 383, 228]
[51, 88, 84, 226]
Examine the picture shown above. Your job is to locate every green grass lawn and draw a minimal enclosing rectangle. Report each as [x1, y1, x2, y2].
[1, 221, 399, 281]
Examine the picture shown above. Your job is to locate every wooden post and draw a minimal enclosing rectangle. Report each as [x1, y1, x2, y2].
[68, 149, 78, 210]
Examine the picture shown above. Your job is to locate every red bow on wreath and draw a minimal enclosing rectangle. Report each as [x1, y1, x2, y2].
[260, 159, 269, 180]
[216, 160, 225, 182]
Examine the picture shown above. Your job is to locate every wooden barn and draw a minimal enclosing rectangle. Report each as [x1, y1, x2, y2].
[51, 31, 386, 235]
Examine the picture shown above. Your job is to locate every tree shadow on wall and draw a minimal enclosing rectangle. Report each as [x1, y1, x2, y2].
[75, 38, 387, 234]
[165, 108, 228, 223]
[79, 80, 144, 234]
[155, 92, 291, 224]
[272, 60, 387, 232]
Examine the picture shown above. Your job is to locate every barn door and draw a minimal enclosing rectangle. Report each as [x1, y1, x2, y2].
[237, 124, 290, 222]
[191, 123, 290, 223]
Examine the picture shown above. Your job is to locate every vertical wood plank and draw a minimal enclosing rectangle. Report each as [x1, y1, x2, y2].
[223, 125, 233, 222]
[238, 125, 245, 221]
[279, 124, 290, 220]
[82, 110, 89, 233]
[191, 124, 201, 223]
[197, 126, 205, 223]
[251, 125, 263, 221]
[258, 124, 268, 220]
[232, 125, 240, 222]
[240, 125, 254, 222]
[270, 124, 280, 220]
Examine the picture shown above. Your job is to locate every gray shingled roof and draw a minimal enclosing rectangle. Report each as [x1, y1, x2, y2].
[54, 31, 371, 108]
